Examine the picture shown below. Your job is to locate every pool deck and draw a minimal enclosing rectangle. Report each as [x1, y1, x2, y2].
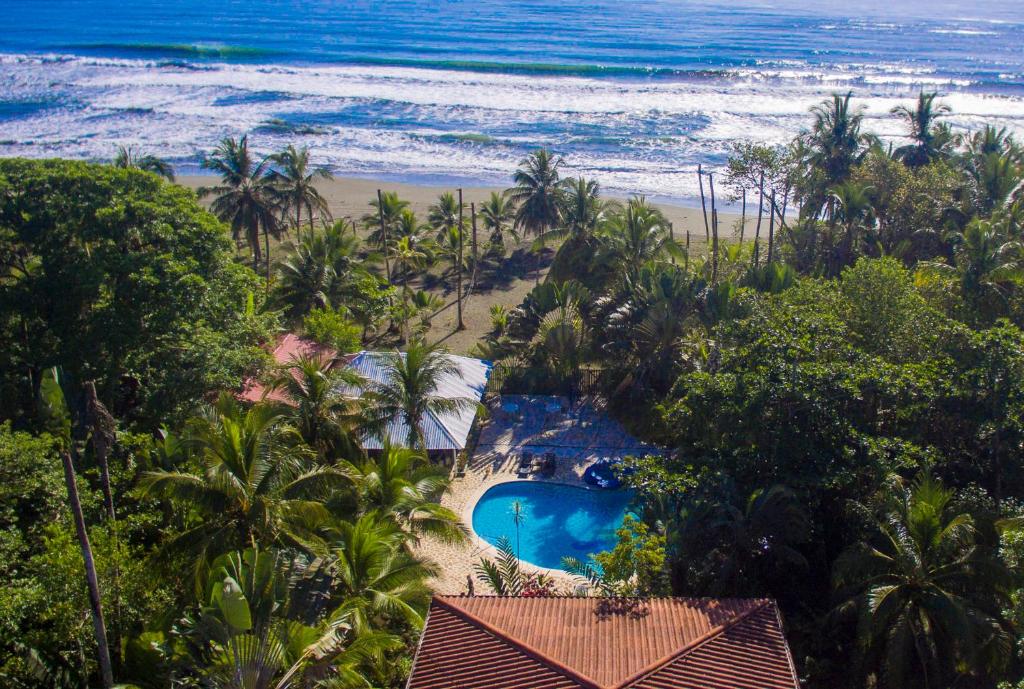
[414, 394, 659, 594]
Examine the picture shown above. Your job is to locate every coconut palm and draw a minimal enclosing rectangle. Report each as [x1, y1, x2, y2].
[392, 235, 430, 341]
[427, 191, 463, 243]
[363, 191, 410, 263]
[200, 135, 282, 277]
[892, 92, 955, 168]
[315, 514, 437, 634]
[508, 149, 566, 283]
[268, 144, 333, 232]
[479, 190, 519, 254]
[828, 181, 876, 268]
[799, 92, 869, 219]
[364, 341, 474, 451]
[534, 176, 606, 248]
[833, 474, 1016, 689]
[598, 196, 675, 279]
[274, 223, 364, 320]
[346, 443, 466, 544]
[113, 144, 175, 181]
[138, 393, 352, 571]
[267, 352, 366, 463]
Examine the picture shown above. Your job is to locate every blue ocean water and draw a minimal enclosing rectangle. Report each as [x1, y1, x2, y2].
[1, 0, 1022, 201]
[471, 481, 633, 570]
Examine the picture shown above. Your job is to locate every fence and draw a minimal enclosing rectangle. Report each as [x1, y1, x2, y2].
[485, 363, 604, 399]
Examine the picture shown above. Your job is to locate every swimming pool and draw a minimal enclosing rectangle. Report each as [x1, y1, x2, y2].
[471, 481, 633, 570]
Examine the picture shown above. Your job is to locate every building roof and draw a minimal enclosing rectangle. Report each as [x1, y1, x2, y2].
[238, 334, 339, 404]
[346, 351, 491, 451]
[407, 596, 800, 689]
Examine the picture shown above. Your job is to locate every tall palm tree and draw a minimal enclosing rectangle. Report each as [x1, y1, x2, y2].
[392, 235, 430, 341]
[534, 176, 606, 247]
[508, 149, 566, 284]
[829, 181, 876, 268]
[427, 191, 463, 243]
[113, 144, 175, 181]
[200, 135, 281, 278]
[892, 92, 954, 168]
[363, 191, 410, 260]
[365, 342, 474, 451]
[598, 196, 676, 279]
[268, 144, 333, 232]
[138, 393, 352, 571]
[346, 443, 467, 544]
[267, 352, 366, 463]
[799, 92, 869, 220]
[274, 223, 365, 320]
[833, 474, 1015, 689]
[479, 190, 519, 254]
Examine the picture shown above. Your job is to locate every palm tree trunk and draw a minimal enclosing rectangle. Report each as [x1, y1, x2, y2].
[698, 164, 710, 243]
[61, 449, 114, 689]
[457, 189, 466, 331]
[264, 224, 272, 282]
[470, 202, 479, 290]
[377, 189, 392, 284]
[669, 222, 675, 265]
[752, 172, 764, 267]
[685, 230, 690, 270]
[767, 190, 776, 265]
[709, 173, 719, 284]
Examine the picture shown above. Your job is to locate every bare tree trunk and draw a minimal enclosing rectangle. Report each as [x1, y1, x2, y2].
[767, 190, 776, 265]
[697, 164, 710, 243]
[263, 224, 271, 282]
[709, 173, 719, 284]
[685, 230, 690, 270]
[668, 221, 675, 265]
[739, 188, 746, 244]
[470, 202, 480, 290]
[752, 172, 765, 268]
[456, 189, 466, 331]
[376, 189, 391, 284]
[61, 450, 113, 689]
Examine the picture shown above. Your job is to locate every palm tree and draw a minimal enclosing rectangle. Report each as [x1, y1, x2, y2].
[363, 191, 410, 265]
[267, 352, 366, 463]
[274, 222, 365, 320]
[138, 394, 352, 571]
[268, 144, 333, 232]
[364, 342, 474, 451]
[531, 300, 588, 397]
[200, 135, 281, 277]
[317, 515, 436, 634]
[535, 176, 606, 247]
[346, 443, 466, 544]
[39, 368, 114, 688]
[392, 235, 430, 341]
[829, 181, 876, 268]
[598, 196, 675, 278]
[892, 92, 954, 168]
[508, 149, 566, 284]
[113, 144, 175, 181]
[427, 191, 463, 243]
[923, 216, 1024, 321]
[799, 92, 869, 220]
[834, 474, 1015, 689]
[479, 191, 519, 254]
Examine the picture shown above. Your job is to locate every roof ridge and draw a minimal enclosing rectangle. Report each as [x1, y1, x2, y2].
[433, 597, 604, 689]
[610, 599, 773, 689]
[424, 407, 460, 446]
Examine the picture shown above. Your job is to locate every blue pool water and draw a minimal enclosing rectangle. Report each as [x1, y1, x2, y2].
[471, 481, 633, 570]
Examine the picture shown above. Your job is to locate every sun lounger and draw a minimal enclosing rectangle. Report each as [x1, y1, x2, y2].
[517, 451, 534, 478]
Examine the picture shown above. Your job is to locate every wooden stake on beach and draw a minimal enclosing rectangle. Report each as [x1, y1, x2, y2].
[709, 172, 719, 284]
[376, 189, 391, 284]
[698, 164, 710, 243]
[456, 188, 466, 331]
[471, 202, 479, 289]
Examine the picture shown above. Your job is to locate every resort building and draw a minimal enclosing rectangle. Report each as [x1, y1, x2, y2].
[239, 334, 491, 462]
[407, 595, 800, 689]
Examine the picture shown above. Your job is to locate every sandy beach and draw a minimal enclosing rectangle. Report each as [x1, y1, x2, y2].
[177, 174, 746, 242]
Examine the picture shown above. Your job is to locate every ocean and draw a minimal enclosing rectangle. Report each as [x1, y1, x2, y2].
[1, 0, 1022, 203]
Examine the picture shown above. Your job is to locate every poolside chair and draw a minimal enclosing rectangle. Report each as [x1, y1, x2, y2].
[539, 452, 556, 478]
[516, 451, 534, 478]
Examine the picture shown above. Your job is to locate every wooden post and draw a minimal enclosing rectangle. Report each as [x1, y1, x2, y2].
[471, 202, 479, 289]
[377, 189, 391, 284]
[669, 221, 675, 265]
[767, 189, 776, 265]
[739, 188, 746, 244]
[685, 230, 690, 270]
[697, 164, 710, 243]
[752, 172, 764, 268]
[456, 188, 466, 331]
[709, 173, 719, 284]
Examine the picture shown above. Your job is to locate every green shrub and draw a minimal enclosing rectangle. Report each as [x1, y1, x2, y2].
[302, 307, 362, 352]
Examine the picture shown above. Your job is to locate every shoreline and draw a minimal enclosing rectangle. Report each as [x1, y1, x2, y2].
[177, 174, 747, 239]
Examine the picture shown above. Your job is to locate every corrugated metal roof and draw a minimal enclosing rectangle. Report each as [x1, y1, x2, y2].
[344, 351, 491, 451]
[407, 596, 800, 689]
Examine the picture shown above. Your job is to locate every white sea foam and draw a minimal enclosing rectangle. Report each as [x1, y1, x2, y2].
[2, 53, 1023, 200]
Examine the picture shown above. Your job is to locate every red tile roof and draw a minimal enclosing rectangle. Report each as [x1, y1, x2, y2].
[407, 596, 799, 689]
[238, 333, 340, 403]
